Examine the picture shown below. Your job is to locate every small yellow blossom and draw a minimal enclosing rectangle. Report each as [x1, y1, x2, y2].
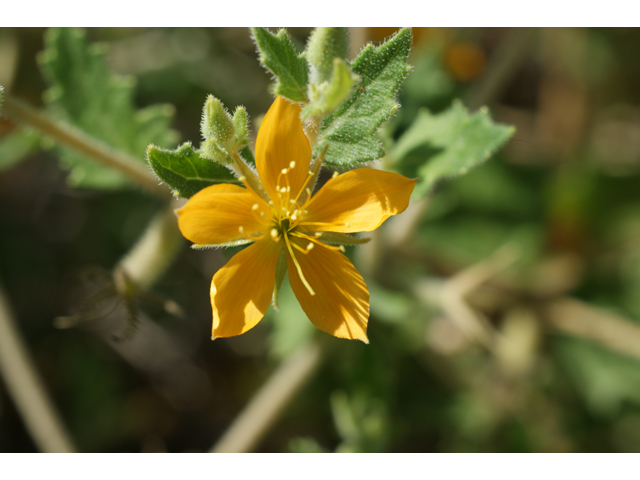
[177, 96, 416, 342]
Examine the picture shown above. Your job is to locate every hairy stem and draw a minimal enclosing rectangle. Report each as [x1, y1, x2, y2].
[211, 340, 324, 453]
[0, 281, 76, 452]
[1, 94, 170, 199]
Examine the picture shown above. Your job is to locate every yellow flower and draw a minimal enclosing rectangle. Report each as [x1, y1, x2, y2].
[177, 96, 416, 342]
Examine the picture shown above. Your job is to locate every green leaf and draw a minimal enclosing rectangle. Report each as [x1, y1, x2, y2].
[147, 142, 239, 198]
[0, 128, 40, 172]
[252, 27, 309, 103]
[302, 59, 358, 120]
[315, 28, 412, 167]
[391, 101, 515, 197]
[38, 28, 179, 190]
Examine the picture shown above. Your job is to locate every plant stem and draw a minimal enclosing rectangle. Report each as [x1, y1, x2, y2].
[1, 94, 170, 199]
[0, 281, 76, 453]
[210, 340, 324, 453]
[117, 200, 184, 292]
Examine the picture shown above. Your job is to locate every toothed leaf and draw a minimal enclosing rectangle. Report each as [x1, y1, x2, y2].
[314, 28, 412, 167]
[38, 28, 179, 190]
[391, 101, 515, 198]
[252, 27, 309, 103]
[147, 142, 239, 198]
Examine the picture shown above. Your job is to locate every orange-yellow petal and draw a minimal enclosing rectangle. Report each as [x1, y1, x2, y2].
[301, 169, 417, 233]
[286, 236, 369, 342]
[211, 236, 282, 338]
[176, 184, 270, 245]
[255, 96, 312, 203]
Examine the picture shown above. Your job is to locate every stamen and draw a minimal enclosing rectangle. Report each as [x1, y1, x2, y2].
[238, 226, 244, 234]
[289, 161, 296, 169]
[252, 204, 259, 211]
[281, 168, 288, 175]
[345, 222, 350, 227]
[290, 231, 346, 252]
[332, 171, 339, 178]
[270, 228, 278, 238]
[307, 243, 314, 251]
[283, 234, 315, 295]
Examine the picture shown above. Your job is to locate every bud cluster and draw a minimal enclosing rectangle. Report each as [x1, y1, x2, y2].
[200, 95, 250, 165]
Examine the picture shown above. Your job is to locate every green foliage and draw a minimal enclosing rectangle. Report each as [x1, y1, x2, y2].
[267, 284, 314, 360]
[38, 28, 178, 190]
[0, 128, 40, 172]
[315, 28, 412, 168]
[306, 27, 349, 85]
[252, 28, 309, 103]
[331, 391, 390, 452]
[147, 142, 238, 198]
[302, 59, 358, 120]
[558, 337, 640, 416]
[391, 101, 515, 197]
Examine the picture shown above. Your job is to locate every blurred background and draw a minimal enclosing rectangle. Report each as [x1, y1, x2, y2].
[2, 27, 640, 452]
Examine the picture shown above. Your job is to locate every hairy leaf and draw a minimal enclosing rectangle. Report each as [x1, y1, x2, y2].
[315, 28, 412, 167]
[391, 101, 515, 197]
[147, 142, 239, 198]
[252, 28, 309, 103]
[38, 28, 179, 190]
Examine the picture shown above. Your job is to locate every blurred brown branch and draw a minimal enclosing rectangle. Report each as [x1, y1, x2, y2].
[0, 281, 76, 452]
[1, 94, 171, 199]
[211, 339, 325, 453]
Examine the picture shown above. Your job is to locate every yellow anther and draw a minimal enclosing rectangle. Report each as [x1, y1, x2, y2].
[281, 168, 288, 175]
[291, 214, 297, 221]
[268, 200, 274, 206]
[306, 243, 314, 251]
[345, 222, 350, 227]
[252, 204, 259, 210]
[289, 161, 296, 169]
[339, 246, 345, 252]
[260, 212, 265, 217]
[270, 228, 278, 238]
[332, 171, 339, 178]
[306, 188, 312, 196]
[238, 176, 247, 182]
[238, 226, 244, 234]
